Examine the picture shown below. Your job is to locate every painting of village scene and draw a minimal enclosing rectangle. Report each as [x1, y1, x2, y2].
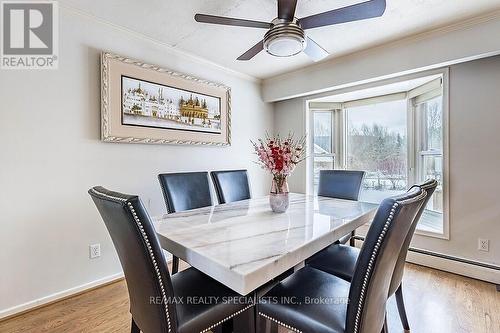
[121, 76, 222, 134]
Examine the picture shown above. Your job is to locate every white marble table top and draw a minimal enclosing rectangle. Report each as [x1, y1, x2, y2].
[154, 193, 377, 295]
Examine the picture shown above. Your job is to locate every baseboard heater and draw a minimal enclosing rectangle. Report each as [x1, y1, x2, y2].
[352, 235, 500, 271]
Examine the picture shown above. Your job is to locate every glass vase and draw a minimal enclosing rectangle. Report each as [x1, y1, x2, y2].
[269, 176, 289, 213]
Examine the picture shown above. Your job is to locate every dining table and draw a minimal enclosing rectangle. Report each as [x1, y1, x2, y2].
[153, 193, 377, 296]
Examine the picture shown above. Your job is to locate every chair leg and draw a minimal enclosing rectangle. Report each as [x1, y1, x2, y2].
[233, 306, 256, 333]
[381, 313, 388, 333]
[131, 318, 140, 333]
[395, 283, 410, 332]
[171, 256, 179, 274]
[349, 230, 356, 247]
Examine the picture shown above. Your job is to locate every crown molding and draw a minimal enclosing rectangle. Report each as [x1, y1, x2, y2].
[59, 3, 261, 84]
[60, 3, 500, 88]
[264, 9, 500, 85]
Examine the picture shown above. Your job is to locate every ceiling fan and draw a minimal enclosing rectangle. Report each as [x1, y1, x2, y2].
[194, 0, 386, 61]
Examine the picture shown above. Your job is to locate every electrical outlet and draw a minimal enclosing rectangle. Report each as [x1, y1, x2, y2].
[478, 239, 489, 252]
[89, 244, 101, 259]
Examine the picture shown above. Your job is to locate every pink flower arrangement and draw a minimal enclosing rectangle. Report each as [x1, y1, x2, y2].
[252, 133, 306, 193]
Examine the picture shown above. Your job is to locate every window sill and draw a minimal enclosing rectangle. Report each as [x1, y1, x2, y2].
[358, 206, 448, 240]
[416, 210, 448, 239]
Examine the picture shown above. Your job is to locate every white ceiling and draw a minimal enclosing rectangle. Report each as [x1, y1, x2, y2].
[61, 0, 500, 79]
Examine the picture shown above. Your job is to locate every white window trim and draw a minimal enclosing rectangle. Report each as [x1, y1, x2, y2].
[343, 92, 407, 109]
[307, 68, 450, 240]
[414, 70, 450, 240]
[309, 109, 339, 191]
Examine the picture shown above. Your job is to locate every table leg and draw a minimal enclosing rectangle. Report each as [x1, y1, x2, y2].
[293, 261, 305, 272]
[257, 313, 279, 333]
[221, 319, 233, 333]
[233, 306, 256, 333]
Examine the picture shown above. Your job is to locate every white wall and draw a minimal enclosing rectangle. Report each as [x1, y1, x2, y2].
[0, 7, 273, 316]
[273, 98, 307, 192]
[274, 56, 500, 276]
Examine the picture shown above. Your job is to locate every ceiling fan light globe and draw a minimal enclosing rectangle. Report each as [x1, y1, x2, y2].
[265, 35, 305, 57]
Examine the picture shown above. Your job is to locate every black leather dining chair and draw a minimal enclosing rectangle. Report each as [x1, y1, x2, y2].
[318, 170, 365, 245]
[158, 172, 213, 273]
[257, 186, 427, 333]
[307, 179, 438, 332]
[89, 186, 252, 333]
[318, 170, 365, 200]
[158, 172, 213, 214]
[210, 170, 251, 204]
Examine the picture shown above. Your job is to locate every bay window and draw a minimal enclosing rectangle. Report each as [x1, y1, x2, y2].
[309, 75, 448, 237]
[345, 98, 408, 204]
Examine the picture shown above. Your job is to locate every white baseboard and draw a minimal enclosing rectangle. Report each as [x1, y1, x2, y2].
[353, 232, 500, 285]
[0, 272, 124, 321]
[406, 251, 500, 284]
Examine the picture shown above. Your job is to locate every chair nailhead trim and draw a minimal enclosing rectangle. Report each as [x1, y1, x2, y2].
[258, 312, 302, 333]
[90, 188, 172, 333]
[127, 202, 172, 333]
[90, 188, 128, 203]
[199, 304, 254, 333]
[352, 202, 398, 333]
[353, 189, 426, 333]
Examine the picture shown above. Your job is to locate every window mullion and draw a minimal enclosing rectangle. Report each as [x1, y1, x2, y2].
[337, 108, 346, 169]
[407, 98, 416, 186]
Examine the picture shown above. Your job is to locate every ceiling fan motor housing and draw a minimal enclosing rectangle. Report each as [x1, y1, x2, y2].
[264, 18, 306, 57]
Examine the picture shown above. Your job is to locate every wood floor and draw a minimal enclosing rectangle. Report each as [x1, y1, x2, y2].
[1, 263, 498, 333]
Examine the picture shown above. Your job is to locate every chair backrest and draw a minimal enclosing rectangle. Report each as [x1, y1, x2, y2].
[346, 187, 427, 333]
[388, 179, 438, 294]
[158, 172, 213, 213]
[89, 186, 177, 333]
[210, 170, 251, 204]
[317, 170, 365, 200]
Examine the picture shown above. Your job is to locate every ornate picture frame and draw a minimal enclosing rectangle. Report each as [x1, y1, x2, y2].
[100, 52, 231, 146]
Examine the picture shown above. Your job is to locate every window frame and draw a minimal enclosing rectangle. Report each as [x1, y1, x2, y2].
[344, 95, 410, 197]
[414, 94, 444, 186]
[411, 88, 449, 239]
[309, 109, 341, 190]
[307, 70, 450, 240]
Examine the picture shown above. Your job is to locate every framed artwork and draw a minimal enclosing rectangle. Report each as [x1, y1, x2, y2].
[100, 52, 231, 146]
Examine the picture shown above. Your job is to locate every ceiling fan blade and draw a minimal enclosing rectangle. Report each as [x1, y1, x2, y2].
[237, 40, 264, 61]
[303, 37, 329, 62]
[195, 14, 271, 29]
[278, 0, 298, 20]
[299, 0, 386, 30]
